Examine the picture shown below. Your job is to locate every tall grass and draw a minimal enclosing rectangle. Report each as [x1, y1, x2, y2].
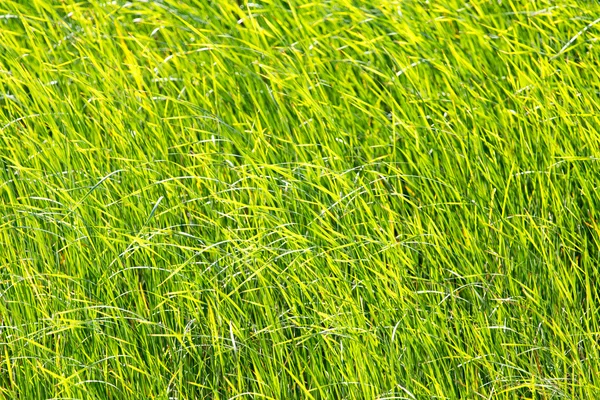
[1, 0, 600, 398]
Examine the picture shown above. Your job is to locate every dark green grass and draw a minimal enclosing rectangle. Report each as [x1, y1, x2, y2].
[1, 0, 600, 398]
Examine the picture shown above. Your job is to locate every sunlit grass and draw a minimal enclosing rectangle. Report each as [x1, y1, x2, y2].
[1, 0, 600, 398]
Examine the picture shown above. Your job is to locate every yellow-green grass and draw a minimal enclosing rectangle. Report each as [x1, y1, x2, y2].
[1, 0, 600, 398]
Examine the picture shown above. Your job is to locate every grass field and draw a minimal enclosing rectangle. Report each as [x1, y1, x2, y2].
[1, 0, 600, 398]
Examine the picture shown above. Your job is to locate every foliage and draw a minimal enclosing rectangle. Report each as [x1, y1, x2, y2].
[1, 0, 600, 398]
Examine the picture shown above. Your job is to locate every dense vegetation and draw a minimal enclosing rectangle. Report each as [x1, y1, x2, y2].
[1, 0, 600, 398]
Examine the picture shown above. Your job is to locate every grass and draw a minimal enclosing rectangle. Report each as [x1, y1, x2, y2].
[1, 0, 600, 398]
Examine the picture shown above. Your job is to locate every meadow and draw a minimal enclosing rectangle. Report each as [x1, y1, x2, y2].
[1, 0, 600, 398]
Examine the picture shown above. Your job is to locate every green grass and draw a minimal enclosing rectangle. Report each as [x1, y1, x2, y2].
[1, 0, 600, 398]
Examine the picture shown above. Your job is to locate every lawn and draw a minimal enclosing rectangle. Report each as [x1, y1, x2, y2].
[1, 0, 600, 398]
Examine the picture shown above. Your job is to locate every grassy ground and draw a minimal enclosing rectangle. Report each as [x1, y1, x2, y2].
[1, 0, 600, 398]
